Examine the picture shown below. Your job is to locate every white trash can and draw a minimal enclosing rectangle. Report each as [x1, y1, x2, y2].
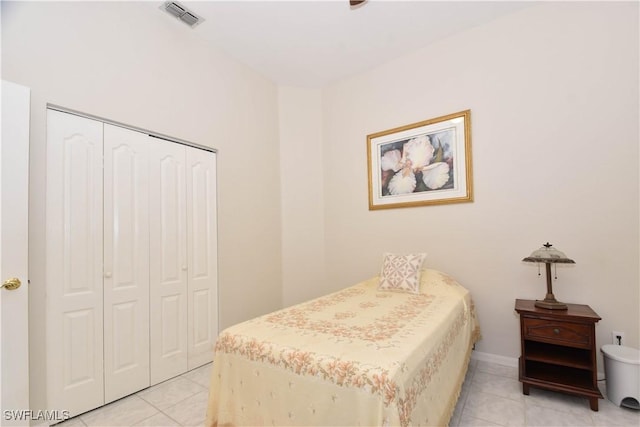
[601, 344, 640, 410]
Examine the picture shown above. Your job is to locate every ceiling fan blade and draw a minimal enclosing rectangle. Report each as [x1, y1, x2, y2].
[350, 0, 366, 6]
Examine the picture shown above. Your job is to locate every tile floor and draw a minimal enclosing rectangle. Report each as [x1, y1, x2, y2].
[451, 359, 639, 427]
[57, 364, 212, 427]
[57, 359, 640, 427]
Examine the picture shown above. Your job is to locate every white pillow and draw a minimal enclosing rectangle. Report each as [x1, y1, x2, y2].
[378, 252, 427, 294]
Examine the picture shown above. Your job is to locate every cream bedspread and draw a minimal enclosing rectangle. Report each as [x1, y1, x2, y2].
[206, 269, 480, 427]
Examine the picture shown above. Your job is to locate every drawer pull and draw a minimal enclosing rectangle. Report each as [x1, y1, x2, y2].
[553, 328, 560, 335]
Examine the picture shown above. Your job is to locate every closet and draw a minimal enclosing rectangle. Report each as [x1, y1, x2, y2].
[42, 109, 218, 417]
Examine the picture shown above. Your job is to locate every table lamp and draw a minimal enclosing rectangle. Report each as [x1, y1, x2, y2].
[522, 242, 575, 310]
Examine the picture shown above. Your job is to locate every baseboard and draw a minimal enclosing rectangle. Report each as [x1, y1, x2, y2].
[471, 350, 518, 368]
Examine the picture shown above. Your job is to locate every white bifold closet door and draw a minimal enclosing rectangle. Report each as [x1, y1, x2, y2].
[103, 124, 150, 403]
[149, 140, 218, 383]
[46, 110, 105, 416]
[45, 109, 217, 418]
[186, 147, 218, 370]
[149, 139, 188, 385]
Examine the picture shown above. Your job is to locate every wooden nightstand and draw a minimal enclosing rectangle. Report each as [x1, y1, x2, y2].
[515, 299, 603, 411]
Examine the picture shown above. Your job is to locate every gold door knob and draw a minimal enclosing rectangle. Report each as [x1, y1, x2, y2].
[1, 278, 21, 291]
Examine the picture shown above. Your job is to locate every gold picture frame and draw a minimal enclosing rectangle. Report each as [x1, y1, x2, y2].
[367, 110, 473, 210]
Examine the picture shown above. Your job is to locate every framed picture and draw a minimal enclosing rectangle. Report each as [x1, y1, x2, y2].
[367, 110, 473, 210]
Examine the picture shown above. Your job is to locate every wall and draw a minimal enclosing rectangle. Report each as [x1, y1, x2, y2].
[320, 2, 639, 363]
[278, 87, 326, 307]
[1, 1, 282, 411]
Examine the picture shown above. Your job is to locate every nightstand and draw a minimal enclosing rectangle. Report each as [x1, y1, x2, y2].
[515, 299, 603, 411]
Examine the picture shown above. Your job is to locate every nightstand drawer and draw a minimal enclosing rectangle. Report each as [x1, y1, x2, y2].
[522, 317, 592, 348]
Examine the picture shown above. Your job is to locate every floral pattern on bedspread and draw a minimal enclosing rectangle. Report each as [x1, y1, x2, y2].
[262, 286, 434, 343]
[398, 306, 469, 423]
[216, 332, 399, 405]
[215, 300, 469, 424]
[207, 270, 481, 427]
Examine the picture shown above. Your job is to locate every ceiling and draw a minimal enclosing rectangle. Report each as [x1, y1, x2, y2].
[151, 1, 532, 88]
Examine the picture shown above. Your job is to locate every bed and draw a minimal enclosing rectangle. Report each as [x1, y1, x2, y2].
[206, 268, 480, 427]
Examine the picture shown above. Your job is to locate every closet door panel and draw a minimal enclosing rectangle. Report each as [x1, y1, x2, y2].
[103, 124, 150, 403]
[46, 110, 105, 416]
[186, 149, 218, 369]
[149, 140, 188, 385]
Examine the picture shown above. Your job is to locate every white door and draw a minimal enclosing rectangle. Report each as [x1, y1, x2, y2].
[103, 125, 150, 403]
[44, 110, 219, 410]
[186, 149, 218, 369]
[46, 110, 104, 417]
[0, 81, 30, 426]
[149, 140, 188, 385]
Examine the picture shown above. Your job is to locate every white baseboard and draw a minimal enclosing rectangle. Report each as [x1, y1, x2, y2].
[471, 350, 518, 368]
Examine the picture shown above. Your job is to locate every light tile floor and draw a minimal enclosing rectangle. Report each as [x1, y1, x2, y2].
[451, 359, 640, 427]
[57, 359, 640, 426]
[57, 363, 212, 427]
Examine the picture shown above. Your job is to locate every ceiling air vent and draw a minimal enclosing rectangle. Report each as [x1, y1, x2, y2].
[161, 1, 204, 28]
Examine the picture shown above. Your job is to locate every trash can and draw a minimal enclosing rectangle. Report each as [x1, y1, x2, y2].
[601, 344, 640, 410]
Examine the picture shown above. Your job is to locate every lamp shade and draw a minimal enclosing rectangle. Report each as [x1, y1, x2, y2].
[522, 242, 575, 264]
[522, 242, 574, 310]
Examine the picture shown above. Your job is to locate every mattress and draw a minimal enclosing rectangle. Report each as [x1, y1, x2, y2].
[206, 269, 480, 426]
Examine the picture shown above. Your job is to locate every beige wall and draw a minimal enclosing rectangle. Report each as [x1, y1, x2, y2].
[1, 0, 282, 410]
[278, 87, 326, 307]
[319, 2, 639, 362]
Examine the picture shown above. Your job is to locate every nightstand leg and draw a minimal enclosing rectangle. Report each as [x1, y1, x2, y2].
[522, 384, 530, 395]
[589, 397, 598, 411]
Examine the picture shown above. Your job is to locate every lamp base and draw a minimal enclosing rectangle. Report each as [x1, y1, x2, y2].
[535, 298, 568, 310]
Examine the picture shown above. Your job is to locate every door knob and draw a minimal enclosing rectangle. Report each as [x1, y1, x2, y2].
[1, 277, 21, 291]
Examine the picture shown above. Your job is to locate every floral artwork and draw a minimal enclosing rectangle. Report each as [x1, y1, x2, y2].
[381, 131, 453, 196]
[367, 110, 473, 209]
